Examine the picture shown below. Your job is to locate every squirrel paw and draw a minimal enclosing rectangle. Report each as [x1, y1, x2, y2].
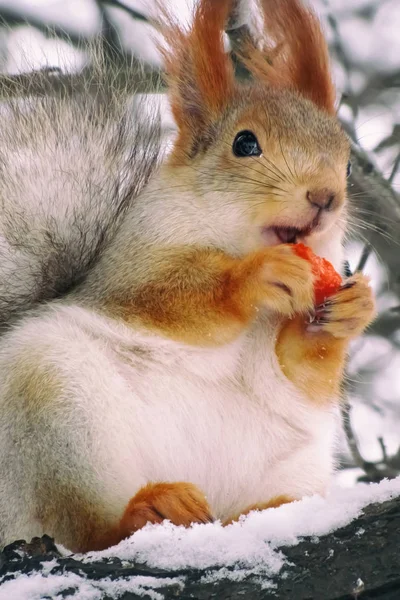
[119, 482, 214, 534]
[251, 245, 314, 317]
[309, 272, 376, 338]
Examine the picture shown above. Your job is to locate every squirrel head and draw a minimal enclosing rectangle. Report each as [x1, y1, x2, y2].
[155, 0, 350, 265]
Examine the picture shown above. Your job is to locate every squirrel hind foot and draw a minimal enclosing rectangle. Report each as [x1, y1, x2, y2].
[119, 481, 214, 534]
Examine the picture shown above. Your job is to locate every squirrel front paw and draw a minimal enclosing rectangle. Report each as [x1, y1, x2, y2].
[309, 272, 376, 338]
[241, 245, 315, 317]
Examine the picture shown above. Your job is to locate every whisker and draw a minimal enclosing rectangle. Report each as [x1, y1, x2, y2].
[349, 219, 399, 248]
[224, 157, 283, 186]
[185, 164, 290, 197]
[278, 136, 296, 185]
[259, 153, 288, 183]
[338, 220, 386, 268]
[349, 207, 399, 227]
[220, 138, 285, 185]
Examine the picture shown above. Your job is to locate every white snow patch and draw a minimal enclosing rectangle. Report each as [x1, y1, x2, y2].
[0, 571, 184, 600]
[2, 477, 400, 598]
[87, 477, 400, 569]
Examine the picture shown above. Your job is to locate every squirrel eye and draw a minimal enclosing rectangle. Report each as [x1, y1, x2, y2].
[346, 160, 352, 178]
[233, 130, 262, 157]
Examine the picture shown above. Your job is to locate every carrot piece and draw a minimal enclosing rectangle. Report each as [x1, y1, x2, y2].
[293, 243, 342, 305]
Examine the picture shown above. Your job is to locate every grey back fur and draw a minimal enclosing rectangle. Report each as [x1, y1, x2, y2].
[0, 55, 163, 327]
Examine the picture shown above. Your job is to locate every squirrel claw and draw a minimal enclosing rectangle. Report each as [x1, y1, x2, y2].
[305, 273, 375, 339]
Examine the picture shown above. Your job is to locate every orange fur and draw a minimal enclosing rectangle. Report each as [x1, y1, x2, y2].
[159, 0, 337, 166]
[36, 484, 123, 553]
[153, 0, 347, 240]
[276, 273, 376, 404]
[90, 2, 370, 549]
[225, 495, 294, 524]
[108, 245, 314, 346]
[159, 0, 235, 164]
[316, 273, 376, 339]
[276, 316, 347, 404]
[243, 0, 336, 114]
[46, 482, 212, 553]
[119, 482, 213, 533]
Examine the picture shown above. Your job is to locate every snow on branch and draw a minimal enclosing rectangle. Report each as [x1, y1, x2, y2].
[1, 478, 400, 599]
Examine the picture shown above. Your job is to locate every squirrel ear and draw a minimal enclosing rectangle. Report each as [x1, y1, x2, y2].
[159, 0, 235, 163]
[244, 0, 336, 115]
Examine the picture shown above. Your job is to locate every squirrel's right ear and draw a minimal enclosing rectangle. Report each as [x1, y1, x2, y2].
[244, 0, 337, 116]
[159, 0, 235, 165]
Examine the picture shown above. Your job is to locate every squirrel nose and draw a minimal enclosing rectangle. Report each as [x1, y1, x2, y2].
[306, 189, 336, 211]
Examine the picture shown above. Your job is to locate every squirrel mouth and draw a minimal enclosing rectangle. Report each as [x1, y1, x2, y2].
[272, 227, 301, 244]
[272, 223, 314, 244]
[261, 216, 321, 246]
[270, 215, 320, 244]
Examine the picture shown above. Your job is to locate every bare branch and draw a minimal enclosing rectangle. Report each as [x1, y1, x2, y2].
[0, 7, 84, 47]
[389, 152, 400, 184]
[95, 0, 125, 68]
[341, 399, 400, 482]
[355, 243, 372, 273]
[0, 59, 163, 98]
[348, 142, 400, 296]
[102, 0, 150, 23]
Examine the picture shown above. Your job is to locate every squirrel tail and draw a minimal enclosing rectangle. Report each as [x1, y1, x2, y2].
[0, 45, 163, 326]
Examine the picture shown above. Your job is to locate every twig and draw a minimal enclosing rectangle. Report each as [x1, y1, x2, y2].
[0, 8, 84, 47]
[341, 398, 400, 482]
[348, 141, 400, 297]
[0, 58, 163, 98]
[102, 0, 150, 23]
[95, 0, 124, 64]
[378, 437, 388, 462]
[323, 1, 357, 124]
[355, 244, 372, 273]
[389, 151, 400, 184]
[226, 0, 259, 81]
[341, 401, 378, 477]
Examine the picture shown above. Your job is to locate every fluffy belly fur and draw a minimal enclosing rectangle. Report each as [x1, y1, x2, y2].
[0, 304, 337, 548]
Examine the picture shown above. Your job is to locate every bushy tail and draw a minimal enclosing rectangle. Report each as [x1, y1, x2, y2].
[0, 48, 163, 327]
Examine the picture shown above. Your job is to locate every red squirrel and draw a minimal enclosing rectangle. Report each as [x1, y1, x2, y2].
[0, 0, 375, 552]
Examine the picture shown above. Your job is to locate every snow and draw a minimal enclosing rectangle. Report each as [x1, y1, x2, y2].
[2, 477, 400, 599]
[0, 572, 184, 600]
[89, 477, 400, 568]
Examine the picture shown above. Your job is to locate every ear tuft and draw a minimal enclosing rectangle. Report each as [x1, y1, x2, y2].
[158, 0, 235, 163]
[243, 0, 336, 115]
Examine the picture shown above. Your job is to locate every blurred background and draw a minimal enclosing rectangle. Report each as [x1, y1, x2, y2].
[0, 0, 399, 485]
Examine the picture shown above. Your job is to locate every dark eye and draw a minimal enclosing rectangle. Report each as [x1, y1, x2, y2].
[346, 160, 352, 178]
[233, 130, 262, 157]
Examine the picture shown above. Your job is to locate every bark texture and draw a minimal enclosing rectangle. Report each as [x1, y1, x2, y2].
[1, 496, 399, 599]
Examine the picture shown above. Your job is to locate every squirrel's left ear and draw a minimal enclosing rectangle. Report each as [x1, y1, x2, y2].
[244, 0, 336, 115]
[159, 0, 235, 164]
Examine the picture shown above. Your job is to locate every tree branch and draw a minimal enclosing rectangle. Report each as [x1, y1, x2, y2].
[0, 61, 163, 98]
[348, 142, 400, 296]
[102, 0, 150, 23]
[0, 7, 84, 46]
[340, 399, 400, 482]
[2, 496, 400, 598]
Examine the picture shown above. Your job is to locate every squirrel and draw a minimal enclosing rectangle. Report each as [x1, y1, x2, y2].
[0, 0, 375, 553]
